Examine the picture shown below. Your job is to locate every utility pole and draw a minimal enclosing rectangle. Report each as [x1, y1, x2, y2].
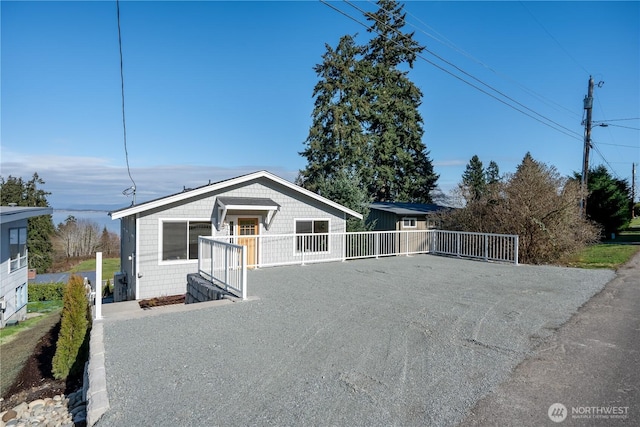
[580, 76, 594, 218]
[633, 163, 636, 219]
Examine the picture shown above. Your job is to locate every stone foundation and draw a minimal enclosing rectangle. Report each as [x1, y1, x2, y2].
[186, 274, 232, 304]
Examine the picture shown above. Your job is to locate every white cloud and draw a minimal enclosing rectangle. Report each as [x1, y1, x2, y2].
[1, 151, 298, 210]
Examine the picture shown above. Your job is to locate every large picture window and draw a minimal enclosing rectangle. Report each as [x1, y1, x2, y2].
[162, 221, 212, 261]
[295, 219, 329, 253]
[9, 227, 27, 272]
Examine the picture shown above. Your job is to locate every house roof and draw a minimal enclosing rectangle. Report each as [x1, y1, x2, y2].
[0, 206, 53, 225]
[109, 170, 363, 220]
[369, 202, 447, 216]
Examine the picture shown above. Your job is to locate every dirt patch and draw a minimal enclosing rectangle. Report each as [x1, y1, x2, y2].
[138, 294, 185, 309]
[0, 315, 83, 411]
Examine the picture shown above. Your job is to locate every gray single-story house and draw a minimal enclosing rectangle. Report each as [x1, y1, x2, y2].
[0, 205, 53, 328]
[109, 170, 362, 301]
[367, 202, 448, 231]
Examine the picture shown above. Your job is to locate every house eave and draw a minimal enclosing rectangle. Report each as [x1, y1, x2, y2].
[109, 170, 363, 221]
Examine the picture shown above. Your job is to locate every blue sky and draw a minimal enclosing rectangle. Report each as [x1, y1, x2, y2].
[2, 1, 638, 210]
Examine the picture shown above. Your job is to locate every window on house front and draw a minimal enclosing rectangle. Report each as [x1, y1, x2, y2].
[15, 283, 27, 310]
[162, 221, 212, 261]
[295, 219, 329, 253]
[402, 217, 417, 228]
[9, 227, 27, 272]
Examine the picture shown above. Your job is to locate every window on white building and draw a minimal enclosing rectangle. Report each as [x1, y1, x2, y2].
[295, 219, 329, 253]
[15, 283, 27, 310]
[9, 227, 27, 272]
[162, 221, 212, 261]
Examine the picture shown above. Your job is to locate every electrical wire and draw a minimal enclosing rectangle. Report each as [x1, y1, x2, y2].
[116, 0, 136, 204]
[326, 0, 584, 142]
[386, 0, 582, 120]
[519, 2, 591, 76]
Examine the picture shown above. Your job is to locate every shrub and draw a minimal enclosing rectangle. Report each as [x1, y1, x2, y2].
[52, 275, 92, 380]
[102, 279, 113, 298]
[28, 283, 65, 302]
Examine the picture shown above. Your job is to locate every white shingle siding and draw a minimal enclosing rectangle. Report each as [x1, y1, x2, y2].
[123, 177, 350, 299]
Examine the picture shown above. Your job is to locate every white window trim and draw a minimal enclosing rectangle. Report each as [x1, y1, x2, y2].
[402, 217, 417, 229]
[226, 215, 263, 265]
[293, 218, 331, 255]
[158, 218, 213, 265]
[8, 227, 28, 273]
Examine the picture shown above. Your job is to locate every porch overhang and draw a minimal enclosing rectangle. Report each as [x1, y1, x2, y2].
[215, 197, 280, 231]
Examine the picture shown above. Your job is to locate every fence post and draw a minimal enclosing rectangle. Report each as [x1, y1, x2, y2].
[241, 246, 247, 300]
[95, 252, 102, 320]
[514, 235, 519, 265]
[484, 234, 488, 261]
[224, 247, 229, 290]
[456, 232, 461, 257]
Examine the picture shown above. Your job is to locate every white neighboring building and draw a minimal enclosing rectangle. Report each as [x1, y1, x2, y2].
[0, 205, 53, 328]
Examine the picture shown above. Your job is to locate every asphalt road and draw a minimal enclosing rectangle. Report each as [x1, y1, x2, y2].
[460, 251, 640, 426]
[96, 255, 617, 426]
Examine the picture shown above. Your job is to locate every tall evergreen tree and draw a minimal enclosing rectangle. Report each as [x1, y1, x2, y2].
[362, 0, 437, 202]
[300, 0, 438, 203]
[461, 155, 486, 201]
[574, 165, 631, 236]
[486, 161, 500, 185]
[1, 173, 55, 272]
[299, 35, 367, 193]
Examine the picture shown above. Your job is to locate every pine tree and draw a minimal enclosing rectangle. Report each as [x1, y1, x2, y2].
[461, 155, 486, 201]
[300, 0, 438, 203]
[574, 165, 632, 236]
[362, 0, 437, 202]
[299, 35, 367, 193]
[486, 161, 500, 185]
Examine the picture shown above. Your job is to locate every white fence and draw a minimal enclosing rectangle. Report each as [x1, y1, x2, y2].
[207, 230, 519, 267]
[199, 230, 518, 291]
[198, 237, 247, 300]
[431, 230, 519, 264]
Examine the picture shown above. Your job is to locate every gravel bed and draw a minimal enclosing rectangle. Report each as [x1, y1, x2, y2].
[96, 255, 614, 426]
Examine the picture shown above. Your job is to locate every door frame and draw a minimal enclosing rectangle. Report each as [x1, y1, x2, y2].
[233, 216, 261, 266]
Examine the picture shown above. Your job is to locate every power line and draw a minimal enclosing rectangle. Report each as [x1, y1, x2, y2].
[594, 140, 640, 149]
[326, 0, 584, 142]
[519, 2, 590, 76]
[591, 142, 623, 180]
[116, 0, 136, 205]
[394, 0, 582, 120]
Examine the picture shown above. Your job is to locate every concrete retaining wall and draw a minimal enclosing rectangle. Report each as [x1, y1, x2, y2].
[186, 274, 231, 304]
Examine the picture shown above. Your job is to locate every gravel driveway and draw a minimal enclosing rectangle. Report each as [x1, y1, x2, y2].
[97, 255, 614, 426]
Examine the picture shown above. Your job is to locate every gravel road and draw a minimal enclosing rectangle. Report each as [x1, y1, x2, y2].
[97, 255, 614, 426]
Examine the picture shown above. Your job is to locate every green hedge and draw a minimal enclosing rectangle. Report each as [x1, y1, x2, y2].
[52, 275, 92, 380]
[28, 283, 66, 302]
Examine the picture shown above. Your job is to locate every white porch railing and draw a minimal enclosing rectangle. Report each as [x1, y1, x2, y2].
[431, 230, 519, 264]
[201, 229, 518, 272]
[198, 237, 247, 300]
[198, 230, 517, 299]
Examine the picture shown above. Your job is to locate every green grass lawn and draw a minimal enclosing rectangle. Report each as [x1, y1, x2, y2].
[562, 244, 640, 269]
[27, 300, 64, 314]
[0, 308, 61, 345]
[71, 257, 120, 280]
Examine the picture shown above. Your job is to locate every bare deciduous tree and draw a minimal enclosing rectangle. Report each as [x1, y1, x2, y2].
[55, 216, 104, 259]
[439, 153, 600, 264]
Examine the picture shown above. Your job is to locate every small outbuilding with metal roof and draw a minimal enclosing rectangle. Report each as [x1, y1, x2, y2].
[367, 202, 448, 231]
